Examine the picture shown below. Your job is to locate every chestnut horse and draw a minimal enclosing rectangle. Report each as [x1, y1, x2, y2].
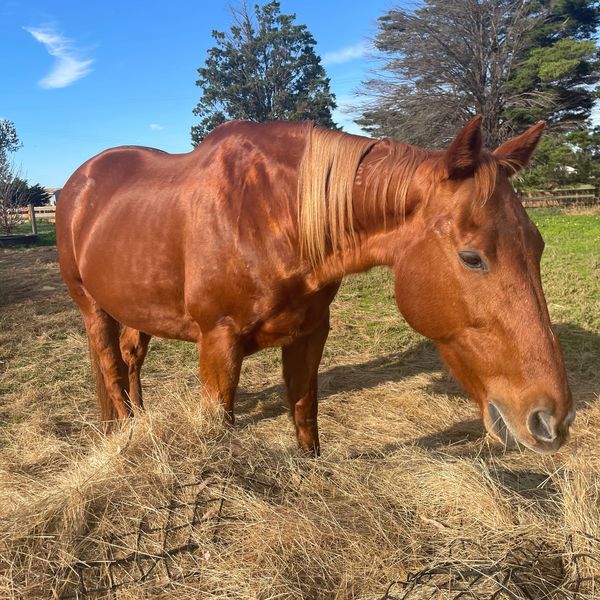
[57, 116, 574, 455]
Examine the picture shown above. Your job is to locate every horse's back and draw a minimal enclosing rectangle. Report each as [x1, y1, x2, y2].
[58, 120, 308, 251]
[57, 121, 310, 341]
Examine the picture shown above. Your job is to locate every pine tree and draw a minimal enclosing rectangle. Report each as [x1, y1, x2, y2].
[191, 1, 336, 145]
[506, 0, 600, 131]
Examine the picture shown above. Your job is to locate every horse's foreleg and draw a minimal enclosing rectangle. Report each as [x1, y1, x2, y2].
[282, 311, 330, 456]
[198, 325, 243, 423]
[119, 327, 151, 411]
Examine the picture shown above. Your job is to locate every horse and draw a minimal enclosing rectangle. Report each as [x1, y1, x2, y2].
[56, 116, 574, 455]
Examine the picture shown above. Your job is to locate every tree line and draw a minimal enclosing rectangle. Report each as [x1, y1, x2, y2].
[2, 0, 598, 201]
[191, 0, 599, 189]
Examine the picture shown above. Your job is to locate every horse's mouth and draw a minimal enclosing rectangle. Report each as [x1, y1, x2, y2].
[486, 401, 518, 449]
[484, 400, 565, 454]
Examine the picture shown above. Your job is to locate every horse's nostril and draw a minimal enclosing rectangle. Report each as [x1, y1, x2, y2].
[528, 409, 557, 443]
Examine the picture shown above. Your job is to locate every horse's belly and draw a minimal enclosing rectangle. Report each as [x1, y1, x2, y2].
[78, 234, 200, 342]
[84, 278, 200, 341]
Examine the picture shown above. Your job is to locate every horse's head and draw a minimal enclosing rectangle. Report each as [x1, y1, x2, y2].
[393, 117, 574, 453]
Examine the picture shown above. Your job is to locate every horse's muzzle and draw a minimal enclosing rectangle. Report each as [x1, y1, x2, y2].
[485, 400, 574, 454]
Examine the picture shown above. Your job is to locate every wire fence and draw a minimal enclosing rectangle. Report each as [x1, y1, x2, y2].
[59, 475, 232, 597]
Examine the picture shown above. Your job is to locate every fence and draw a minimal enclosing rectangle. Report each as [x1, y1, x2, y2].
[14, 205, 56, 223]
[4, 188, 600, 233]
[0, 205, 56, 237]
[518, 187, 600, 208]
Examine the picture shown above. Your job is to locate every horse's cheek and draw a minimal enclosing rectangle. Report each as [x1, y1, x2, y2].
[394, 262, 465, 341]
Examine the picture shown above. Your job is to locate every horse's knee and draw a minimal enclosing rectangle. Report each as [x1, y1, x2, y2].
[119, 331, 137, 362]
[119, 329, 150, 370]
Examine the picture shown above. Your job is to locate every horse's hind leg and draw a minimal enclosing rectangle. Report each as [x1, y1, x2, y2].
[119, 327, 151, 410]
[75, 289, 133, 427]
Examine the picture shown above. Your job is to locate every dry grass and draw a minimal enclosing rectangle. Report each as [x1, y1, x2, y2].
[0, 209, 599, 598]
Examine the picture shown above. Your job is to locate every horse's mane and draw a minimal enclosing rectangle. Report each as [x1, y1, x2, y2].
[297, 123, 501, 267]
[297, 124, 429, 266]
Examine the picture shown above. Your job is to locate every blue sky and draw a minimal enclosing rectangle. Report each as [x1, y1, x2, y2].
[1, 0, 390, 187]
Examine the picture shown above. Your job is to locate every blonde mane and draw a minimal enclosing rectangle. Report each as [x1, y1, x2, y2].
[297, 124, 504, 267]
[297, 124, 429, 266]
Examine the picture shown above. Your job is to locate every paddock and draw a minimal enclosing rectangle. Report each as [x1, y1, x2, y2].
[0, 207, 598, 598]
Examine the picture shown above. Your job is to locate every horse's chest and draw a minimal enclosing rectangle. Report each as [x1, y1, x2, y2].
[245, 282, 340, 352]
[253, 309, 311, 348]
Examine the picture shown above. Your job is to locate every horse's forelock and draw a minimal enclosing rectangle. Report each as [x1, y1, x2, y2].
[473, 152, 501, 207]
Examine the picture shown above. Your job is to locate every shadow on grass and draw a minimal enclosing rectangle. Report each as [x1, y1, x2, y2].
[0, 246, 66, 308]
[235, 322, 600, 451]
[553, 323, 600, 410]
[235, 338, 443, 425]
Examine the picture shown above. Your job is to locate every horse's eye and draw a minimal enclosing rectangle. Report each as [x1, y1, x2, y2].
[459, 250, 487, 272]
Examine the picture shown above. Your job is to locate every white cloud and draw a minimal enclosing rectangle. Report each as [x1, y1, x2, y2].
[322, 42, 368, 66]
[24, 25, 93, 89]
[150, 123, 164, 131]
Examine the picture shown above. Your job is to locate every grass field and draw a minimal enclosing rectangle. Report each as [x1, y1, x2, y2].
[8, 220, 57, 247]
[0, 208, 599, 598]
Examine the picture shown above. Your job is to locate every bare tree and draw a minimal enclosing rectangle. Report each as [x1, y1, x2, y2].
[356, 0, 597, 147]
[0, 162, 28, 235]
[0, 119, 21, 168]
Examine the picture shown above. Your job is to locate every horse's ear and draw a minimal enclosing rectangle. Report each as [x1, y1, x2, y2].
[493, 121, 545, 176]
[445, 115, 483, 179]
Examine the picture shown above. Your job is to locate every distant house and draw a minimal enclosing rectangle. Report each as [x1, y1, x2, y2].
[45, 187, 62, 206]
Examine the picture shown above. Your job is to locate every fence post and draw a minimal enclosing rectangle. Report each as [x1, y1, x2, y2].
[28, 203, 37, 235]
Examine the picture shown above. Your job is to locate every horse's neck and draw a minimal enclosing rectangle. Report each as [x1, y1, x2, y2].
[314, 228, 402, 283]
[314, 145, 427, 283]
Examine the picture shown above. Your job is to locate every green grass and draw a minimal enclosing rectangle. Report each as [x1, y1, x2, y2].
[531, 209, 600, 265]
[528, 208, 600, 333]
[9, 220, 57, 246]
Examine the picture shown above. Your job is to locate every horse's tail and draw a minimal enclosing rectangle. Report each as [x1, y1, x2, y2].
[89, 343, 116, 430]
